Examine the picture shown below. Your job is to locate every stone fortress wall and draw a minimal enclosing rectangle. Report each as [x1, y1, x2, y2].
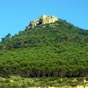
[29, 15, 58, 29]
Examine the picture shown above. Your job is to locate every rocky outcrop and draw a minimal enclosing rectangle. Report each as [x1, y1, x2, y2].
[29, 15, 58, 29]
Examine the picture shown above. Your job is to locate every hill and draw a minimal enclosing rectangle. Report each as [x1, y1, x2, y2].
[0, 15, 88, 78]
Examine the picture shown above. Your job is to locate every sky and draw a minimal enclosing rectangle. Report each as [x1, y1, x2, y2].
[0, 0, 88, 40]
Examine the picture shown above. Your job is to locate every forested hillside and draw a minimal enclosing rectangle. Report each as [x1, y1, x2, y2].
[0, 17, 88, 78]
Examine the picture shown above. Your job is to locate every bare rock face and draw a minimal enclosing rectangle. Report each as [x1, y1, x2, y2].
[29, 15, 58, 29]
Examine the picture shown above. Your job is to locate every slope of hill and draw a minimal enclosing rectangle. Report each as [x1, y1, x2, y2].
[0, 15, 88, 78]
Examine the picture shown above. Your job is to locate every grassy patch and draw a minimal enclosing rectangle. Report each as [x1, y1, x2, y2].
[0, 76, 88, 88]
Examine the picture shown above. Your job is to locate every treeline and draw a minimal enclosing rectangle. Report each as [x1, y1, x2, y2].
[0, 19, 88, 78]
[0, 43, 88, 78]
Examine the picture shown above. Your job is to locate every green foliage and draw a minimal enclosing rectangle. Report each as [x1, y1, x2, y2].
[0, 19, 88, 77]
[0, 43, 88, 77]
[1, 19, 88, 50]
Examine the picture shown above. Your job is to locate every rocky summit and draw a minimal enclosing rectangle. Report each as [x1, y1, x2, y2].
[29, 15, 58, 29]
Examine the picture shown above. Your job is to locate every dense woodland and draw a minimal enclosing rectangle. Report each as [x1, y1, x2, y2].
[0, 19, 88, 78]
